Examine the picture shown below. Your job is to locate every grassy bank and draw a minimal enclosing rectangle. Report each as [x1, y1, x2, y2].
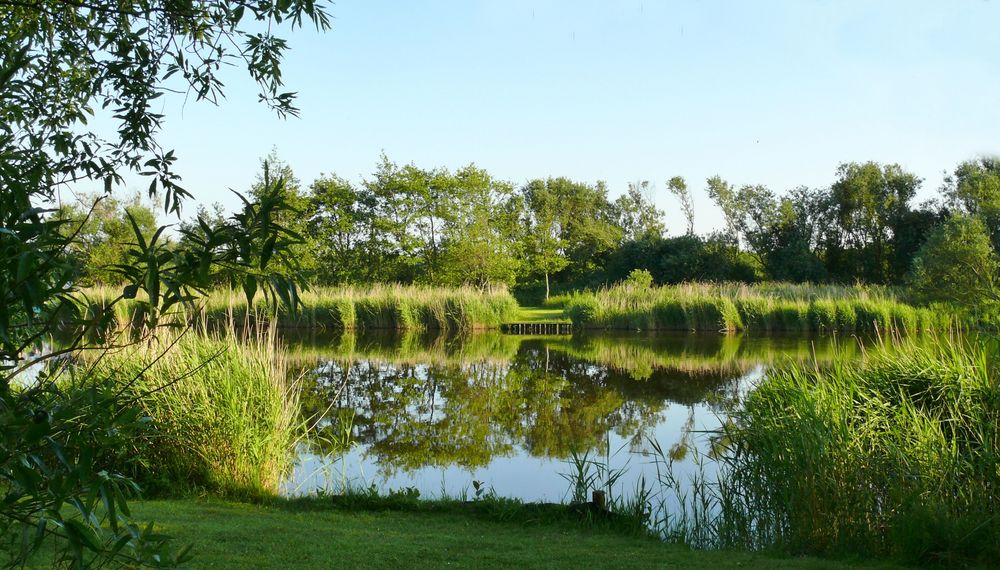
[63, 497, 897, 569]
[560, 282, 953, 332]
[82, 284, 519, 332]
[651, 335, 998, 566]
[70, 328, 300, 497]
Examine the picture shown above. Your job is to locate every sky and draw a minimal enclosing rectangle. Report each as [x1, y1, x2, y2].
[101, 0, 1000, 234]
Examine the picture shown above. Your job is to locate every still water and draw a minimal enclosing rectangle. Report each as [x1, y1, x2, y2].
[281, 331, 867, 503]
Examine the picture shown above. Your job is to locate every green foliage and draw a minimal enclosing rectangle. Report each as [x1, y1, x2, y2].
[1, 0, 329, 563]
[72, 330, 300, 498]
[624, 269, 654, 289]
[287, 153, 1000, 309]
[908, 213, 998, 309]
[830, 162, 921, 283]
[436, 166, 524, 288]
[717, 337, 999, 564]
[944, 156, 1000, 249]
[249, 151, 318, 279]
[613, 181, 665, 241]
[306, 156, 526, 288]
[58, 193, 159, 284]
[563, 282, 946, 333]
[522, 177, 621, 296]
[667, 176, 695, 235]
[0, 369, 192, 567]
[94, 285, 520, 332]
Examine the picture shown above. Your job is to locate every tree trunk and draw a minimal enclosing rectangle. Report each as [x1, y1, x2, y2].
[545, 271, 550, 300]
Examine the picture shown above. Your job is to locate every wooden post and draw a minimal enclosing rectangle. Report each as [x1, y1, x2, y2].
[592, 490, 607, 511]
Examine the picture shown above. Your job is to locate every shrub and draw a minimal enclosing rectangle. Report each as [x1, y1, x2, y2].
[624, 268, 654, 289]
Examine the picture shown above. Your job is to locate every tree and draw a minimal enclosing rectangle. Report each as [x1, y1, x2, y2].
[667, 176, 695, 235]
[830, 162, 921, 283]
[706, 175, 742, 245]
[308, 174, 365, 283]
[2, 0, 330, 564]
[522, 177, 620, 294]
[908, 214, 998, 309]
[613, 181, 665, 241]
[59, 192, 159, 284]
[943, 157, 1000, 249]
[523, 180, 569, 299]
[358, 154, 428, 282]
[436, 167, 522, 288]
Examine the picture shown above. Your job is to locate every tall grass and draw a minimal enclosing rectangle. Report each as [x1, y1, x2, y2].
[80, 284, 519, 332]
[646, 335, 999, 565]
[71, 327, 301, 498]
[563, 282, 954, 333]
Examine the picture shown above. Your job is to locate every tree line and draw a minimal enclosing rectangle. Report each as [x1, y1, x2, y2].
[63, 152, 1000, 305]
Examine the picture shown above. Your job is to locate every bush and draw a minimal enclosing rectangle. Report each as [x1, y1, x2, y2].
[624, 268, 654, 289]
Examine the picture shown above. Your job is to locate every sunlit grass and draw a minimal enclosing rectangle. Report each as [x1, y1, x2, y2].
[79, 284, 520, 331]
[515, 306, 571, 323]
[562, 282, 954, 333]
[641, 334, 998, 566]
[70, 327, 301, 498]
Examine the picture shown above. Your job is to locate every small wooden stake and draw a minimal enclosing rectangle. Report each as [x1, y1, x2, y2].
[592, 490, 607, 511]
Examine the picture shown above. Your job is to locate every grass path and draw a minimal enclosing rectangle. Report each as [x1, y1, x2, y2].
[124, 499, 901, 569]
[515, 306, 571, 323]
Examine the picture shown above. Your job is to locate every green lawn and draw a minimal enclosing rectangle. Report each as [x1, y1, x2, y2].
[515, 306, 571, 323]
[116, 499, 901, 569]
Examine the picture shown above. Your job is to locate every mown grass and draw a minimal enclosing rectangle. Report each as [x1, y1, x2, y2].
[647, 334, 998, 567]
[80, 284, 520, 332]
[514, 306, 572, 323]
[562, 282, 954, 333]
[65, 497, 900, 570]
[67, 328, 300, 498]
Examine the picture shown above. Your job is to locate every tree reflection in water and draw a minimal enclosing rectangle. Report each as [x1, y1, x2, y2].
[292, 331, 858, 478]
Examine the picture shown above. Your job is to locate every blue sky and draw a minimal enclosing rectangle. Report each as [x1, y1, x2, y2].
[108, 0, 1000, 234]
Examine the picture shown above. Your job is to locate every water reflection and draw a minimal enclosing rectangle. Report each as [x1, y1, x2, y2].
[284, 331, 870, 500]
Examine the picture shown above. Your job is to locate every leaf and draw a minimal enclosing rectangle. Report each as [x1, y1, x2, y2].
[260, 235, 276, 269]
[64, 519, 104, 552]
[242, 276, 257, 308]
[123, 283, 139, 299]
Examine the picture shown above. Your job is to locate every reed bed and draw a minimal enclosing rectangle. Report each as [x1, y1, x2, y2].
[562, 282, 953, 333]
[80, 284, 519, 332]
[649, 335, 998, 565]
[70, 328, 301, 498]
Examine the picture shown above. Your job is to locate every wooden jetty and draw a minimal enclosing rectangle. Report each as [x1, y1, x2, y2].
[500, 322, 573, 335]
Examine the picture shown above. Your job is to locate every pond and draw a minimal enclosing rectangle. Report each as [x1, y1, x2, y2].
[281, 330, 872, 503]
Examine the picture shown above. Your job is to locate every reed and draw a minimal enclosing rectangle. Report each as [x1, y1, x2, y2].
[72, 327, 301, 498]
[79, 284, 519, 332]
[563, 282, 955, 333]
[647, 335, 999, 565]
